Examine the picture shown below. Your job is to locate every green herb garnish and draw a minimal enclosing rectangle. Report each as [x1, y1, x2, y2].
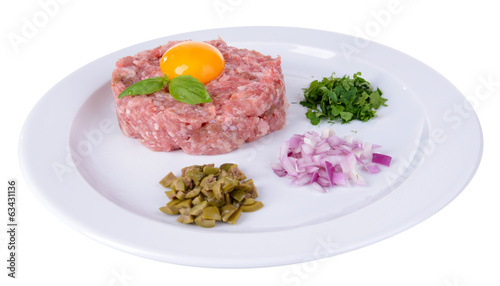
[118, 74, 211, 105]
[299, 72, 387, 125]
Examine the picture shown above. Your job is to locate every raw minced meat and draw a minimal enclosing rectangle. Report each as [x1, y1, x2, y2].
[111, 38, 288, 155]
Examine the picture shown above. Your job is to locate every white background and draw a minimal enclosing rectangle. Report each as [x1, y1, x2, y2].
[1, 0, 499, 285]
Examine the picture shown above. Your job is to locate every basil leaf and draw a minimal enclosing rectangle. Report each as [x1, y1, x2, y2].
[118, 76, 169, 98]
[168, 75, 212, 105]
[117, 74, 211, 105]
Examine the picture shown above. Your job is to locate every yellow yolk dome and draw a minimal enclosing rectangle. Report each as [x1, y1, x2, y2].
[160, 41, 225, 84]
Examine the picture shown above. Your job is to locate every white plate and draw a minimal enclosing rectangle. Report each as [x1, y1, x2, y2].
[19, 26, 483, 268]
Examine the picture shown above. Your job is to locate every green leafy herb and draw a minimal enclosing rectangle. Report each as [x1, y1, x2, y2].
[300, 72, 387, 125]
[118, 74, 212, 105]
[168, 75, 211, 105]
[118, 77, 169, 98]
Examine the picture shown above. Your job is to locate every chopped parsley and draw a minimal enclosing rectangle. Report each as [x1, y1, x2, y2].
[300, 72, 387, 125]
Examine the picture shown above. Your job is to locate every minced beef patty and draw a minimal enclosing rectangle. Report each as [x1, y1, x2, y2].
[111, 38, 288, 155]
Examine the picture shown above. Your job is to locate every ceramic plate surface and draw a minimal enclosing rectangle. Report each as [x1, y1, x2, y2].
[19, 26, 482, 268]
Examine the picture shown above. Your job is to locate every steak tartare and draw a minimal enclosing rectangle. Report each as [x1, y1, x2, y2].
[111, 38, 288, 155]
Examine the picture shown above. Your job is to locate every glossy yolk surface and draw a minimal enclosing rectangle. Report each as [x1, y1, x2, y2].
[160, 41, 225, 84]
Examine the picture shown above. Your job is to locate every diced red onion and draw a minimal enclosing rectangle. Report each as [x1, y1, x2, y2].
[288, 134, 303, 149]
[311, 171, 319, 183]
[332, 172, 348, 186]
[372, 153, 392, 167]
[300, 143, 315, 156]
[272, 128, 391, 192]
[292, 173, 313, 186]
[312, 182, 326, 193]
[363, 163, 381, 174]
[316, 177, 331, 187]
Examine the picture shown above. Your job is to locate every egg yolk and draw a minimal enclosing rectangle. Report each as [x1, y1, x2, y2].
[160, 41, 225, 84]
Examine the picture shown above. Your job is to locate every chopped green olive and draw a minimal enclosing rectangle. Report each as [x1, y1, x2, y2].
[220, 204, 238, 222]
[212, 180, 223, 200]
[195, 215, 215, 228]
[241, 198, 255, 205]
[241, 179, 258, 198]
[185, 186, 201, 199]
[177, 215, 194, 224]
[192, 195, 204, 205]
[228, 164, 246, 180]
[176, 199, 192, 209]
[177, 208, 194, 224]
[189, 200, 209, 216]
[177, 214, 194, 223]
[203, 166, 220, 175]
[175, 190, 186, 200]
[200, 174, 215, 191]
[159, 163, 262, 228]
[203, 206, 222, 221]
[159, 205, 179, 215]
[166, 199, 181, 208]
[221, 178, 239, 193]
[224, 193, 231, 205]
[185, 169, 205, 185]
[159, 172, 178, 188]
[226, 208, 242, 225]
[229, 189, 246, 202]
[219, 163, 234, 172]
[207, 196, 225, 208]
[234, 183, 251, 193]
[173, 178, 186, 192]
[165, 189, 177, 200]
[240, 201, 264, 212]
